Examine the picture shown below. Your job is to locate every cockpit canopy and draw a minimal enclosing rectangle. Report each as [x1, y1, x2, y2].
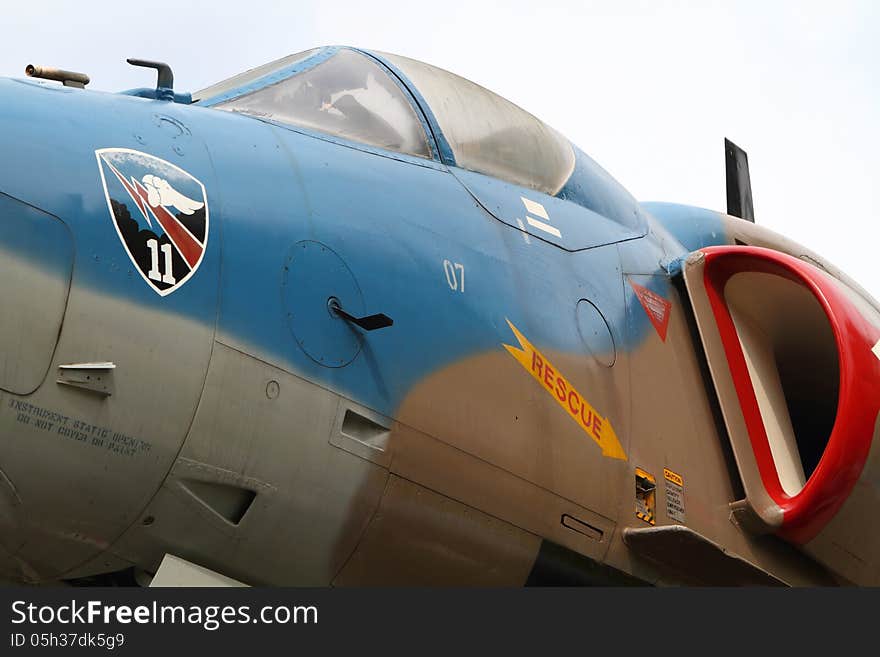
[198, 48, 433, 160]
[195, 46, 641, 233]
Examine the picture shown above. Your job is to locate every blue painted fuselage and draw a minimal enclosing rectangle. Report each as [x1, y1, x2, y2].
[0, 55, 738, 584]
[0, 75, 731, 417]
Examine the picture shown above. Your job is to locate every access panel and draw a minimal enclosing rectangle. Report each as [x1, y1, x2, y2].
[0, 192, 73, 394]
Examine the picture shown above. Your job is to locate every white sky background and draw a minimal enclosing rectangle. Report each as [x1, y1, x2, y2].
[1, 1, 877, 296]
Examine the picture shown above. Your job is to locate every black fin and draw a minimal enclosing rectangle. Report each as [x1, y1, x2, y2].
[725, 138, 755, 222]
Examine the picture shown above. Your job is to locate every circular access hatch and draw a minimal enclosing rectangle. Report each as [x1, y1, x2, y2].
[576, 298, 616, 368]
[282, 240, 365, 368]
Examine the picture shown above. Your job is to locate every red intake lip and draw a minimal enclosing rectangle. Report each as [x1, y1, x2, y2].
[702, 246, 880, 544]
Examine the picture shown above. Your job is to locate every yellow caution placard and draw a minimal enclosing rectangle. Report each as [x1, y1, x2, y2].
[503, 319, 626, 460]
[663, 468, 683, 487]
[663, 468, 685, 523]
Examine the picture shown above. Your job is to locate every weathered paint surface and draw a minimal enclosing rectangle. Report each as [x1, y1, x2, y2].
[0, 47, 874, 586]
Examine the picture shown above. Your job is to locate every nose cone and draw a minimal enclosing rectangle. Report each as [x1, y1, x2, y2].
[0, 77, 110, 581]
[0, 88, 77, 580]
[0, 77, 224, 583]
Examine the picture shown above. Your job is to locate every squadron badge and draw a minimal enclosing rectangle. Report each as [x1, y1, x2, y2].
[96, 148, 209, 296]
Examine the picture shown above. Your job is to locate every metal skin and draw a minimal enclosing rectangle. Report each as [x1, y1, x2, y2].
[0, 46, 874, 586]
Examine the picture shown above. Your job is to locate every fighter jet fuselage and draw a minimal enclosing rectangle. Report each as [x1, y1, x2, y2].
[0, 47, 877, 586]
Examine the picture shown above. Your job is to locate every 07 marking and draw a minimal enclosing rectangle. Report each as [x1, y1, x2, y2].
[443, 259, 465, 293]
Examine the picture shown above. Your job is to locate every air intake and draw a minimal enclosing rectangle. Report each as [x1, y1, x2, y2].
[683, 245, 880, 584]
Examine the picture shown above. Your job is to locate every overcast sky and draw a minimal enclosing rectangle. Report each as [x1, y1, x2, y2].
[1, 1, 877, 296]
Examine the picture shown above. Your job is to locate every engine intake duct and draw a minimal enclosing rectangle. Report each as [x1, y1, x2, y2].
[682, 245, 880, 584]
[722, 269, 838, 494]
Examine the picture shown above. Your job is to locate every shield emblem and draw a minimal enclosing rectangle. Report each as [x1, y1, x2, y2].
[96, 148, 210, 296]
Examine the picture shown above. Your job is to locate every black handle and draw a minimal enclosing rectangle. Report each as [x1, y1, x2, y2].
[127, 58, 174, 99]
[329, 299, 393, 331]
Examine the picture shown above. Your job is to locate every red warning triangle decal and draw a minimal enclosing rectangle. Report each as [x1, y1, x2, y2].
[630, 280, 672, 342]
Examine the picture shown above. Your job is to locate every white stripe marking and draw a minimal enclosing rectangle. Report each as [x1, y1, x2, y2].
[521, 196, 549, 220]
[515, 218, 532, 244]
[872, 339, 880, 361]
[527, 216, 562, 238]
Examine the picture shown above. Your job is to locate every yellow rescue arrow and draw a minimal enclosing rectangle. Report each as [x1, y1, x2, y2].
[503, 319, 626, 460]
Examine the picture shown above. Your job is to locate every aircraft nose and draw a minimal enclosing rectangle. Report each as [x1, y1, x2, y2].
[0, 77, 92, 582]
[0, 193, 77, 583]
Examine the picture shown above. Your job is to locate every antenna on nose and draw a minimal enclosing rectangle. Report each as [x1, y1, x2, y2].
[127, 58, 174, 101]
[25, 64, 90, 88]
